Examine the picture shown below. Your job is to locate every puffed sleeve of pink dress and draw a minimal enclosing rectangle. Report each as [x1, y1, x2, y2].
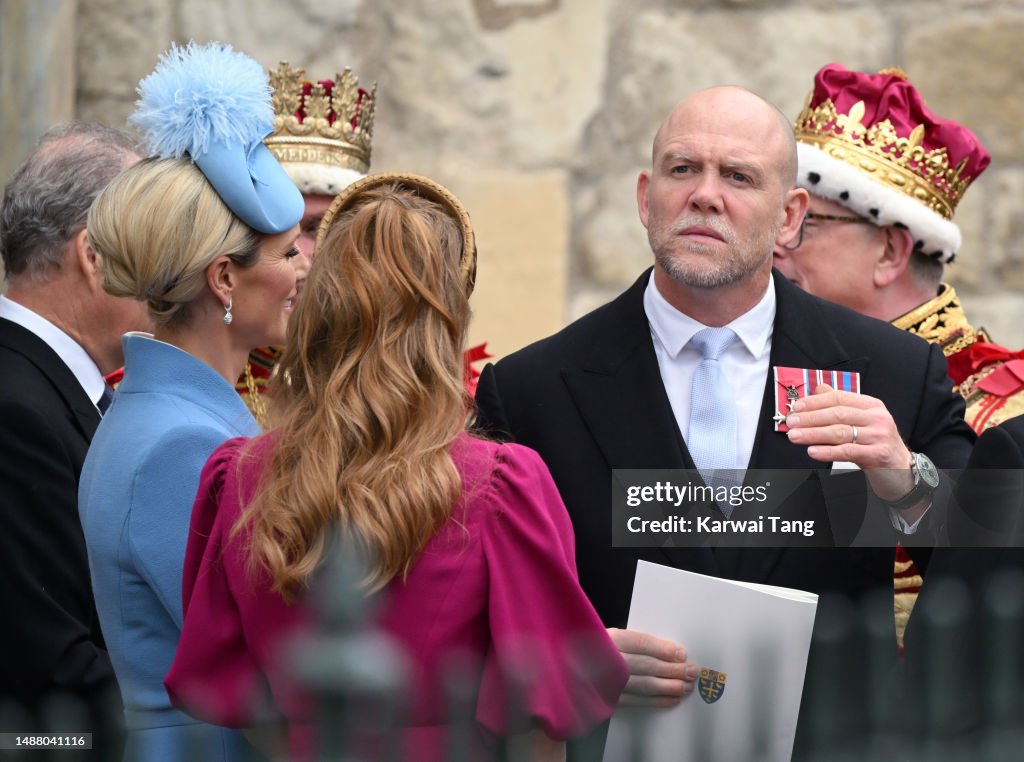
[462, 437, 629, 739]
[166, 433, 627, 760]
[164, 436, 308, 731]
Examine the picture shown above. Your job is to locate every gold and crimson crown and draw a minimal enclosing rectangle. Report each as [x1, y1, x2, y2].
[795, 98, 970, 220]
[265, 62, 376, 194]
[793, 64, 990, 262]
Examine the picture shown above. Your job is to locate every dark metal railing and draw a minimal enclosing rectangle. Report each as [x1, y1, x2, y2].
[5, 562, 1023, 761]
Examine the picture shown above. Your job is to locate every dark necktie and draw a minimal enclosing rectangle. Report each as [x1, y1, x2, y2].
[98, 383, 115, 415]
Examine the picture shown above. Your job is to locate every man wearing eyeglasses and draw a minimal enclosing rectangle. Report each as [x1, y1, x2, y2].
[772, 64, 1024, 654]
[774, 64, 1013, 435]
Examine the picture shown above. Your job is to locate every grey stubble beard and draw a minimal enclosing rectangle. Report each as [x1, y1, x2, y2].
[651, 215, 777, 290]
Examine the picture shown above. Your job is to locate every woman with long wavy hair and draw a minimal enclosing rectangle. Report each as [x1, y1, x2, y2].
[166, 173, 627, 760]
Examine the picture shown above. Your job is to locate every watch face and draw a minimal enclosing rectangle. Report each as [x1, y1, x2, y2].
[915, 453, 940, 489]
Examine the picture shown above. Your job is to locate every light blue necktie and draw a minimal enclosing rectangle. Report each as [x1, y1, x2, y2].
[687, 327, 739, 515]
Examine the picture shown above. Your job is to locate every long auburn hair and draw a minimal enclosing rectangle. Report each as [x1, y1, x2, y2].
[236, 180, 473, 598]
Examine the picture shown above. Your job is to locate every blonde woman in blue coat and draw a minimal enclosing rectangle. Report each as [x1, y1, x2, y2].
[78, 42, 304, 762]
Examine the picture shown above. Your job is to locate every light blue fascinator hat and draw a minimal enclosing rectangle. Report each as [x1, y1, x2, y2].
[129, 41, 304, 235]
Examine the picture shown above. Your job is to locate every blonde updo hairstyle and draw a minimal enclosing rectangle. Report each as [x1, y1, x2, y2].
[87, 156, 261, 327]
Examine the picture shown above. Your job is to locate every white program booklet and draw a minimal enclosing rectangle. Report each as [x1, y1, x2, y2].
[603, 561, 818, 762]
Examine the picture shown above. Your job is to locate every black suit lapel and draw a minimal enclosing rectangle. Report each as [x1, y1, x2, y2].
[561, 353, 690, 472]
[722, 274, 874, 582]
[559, 272, 717, 573]
[748, 273, 872, 471]
[0, 318, 101, 441]
[555, 272, 881, 584]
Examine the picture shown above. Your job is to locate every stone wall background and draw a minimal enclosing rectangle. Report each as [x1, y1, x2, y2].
[4, 0, 1024, 356]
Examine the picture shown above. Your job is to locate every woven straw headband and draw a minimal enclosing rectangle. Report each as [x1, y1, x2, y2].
[316, 172, 477, 296]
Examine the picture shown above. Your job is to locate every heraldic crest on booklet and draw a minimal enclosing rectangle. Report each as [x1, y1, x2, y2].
[604, 561, 818, 762]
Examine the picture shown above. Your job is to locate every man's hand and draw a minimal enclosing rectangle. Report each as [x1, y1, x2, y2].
[607, 627, 699, 707]
[784, 383, 918, 506]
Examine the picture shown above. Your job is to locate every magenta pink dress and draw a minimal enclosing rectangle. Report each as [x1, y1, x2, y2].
[165, 433, 627, 760]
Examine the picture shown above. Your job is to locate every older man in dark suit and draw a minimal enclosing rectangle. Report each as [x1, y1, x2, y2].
[0, 123, 147, 745]
[476, 86, 974, 755]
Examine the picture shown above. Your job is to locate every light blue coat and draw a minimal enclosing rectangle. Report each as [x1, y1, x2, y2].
[79, 334, 261, 762]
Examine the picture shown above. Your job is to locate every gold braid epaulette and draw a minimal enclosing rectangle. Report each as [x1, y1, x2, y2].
[235, 346, 283, 430]
[891, 284, 1024, 433]
[959, 364, 1024, 432]
[891, 283, 986, 358]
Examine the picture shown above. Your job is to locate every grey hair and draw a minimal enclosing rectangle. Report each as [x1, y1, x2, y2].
[908, 249, 944, 291]
[1, 123, 140, 283]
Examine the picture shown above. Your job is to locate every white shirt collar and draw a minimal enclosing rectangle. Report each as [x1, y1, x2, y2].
[0, 295, 106, 408]
[644, 271, 776, 359]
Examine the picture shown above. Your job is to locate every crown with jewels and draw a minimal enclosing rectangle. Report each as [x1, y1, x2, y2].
[264, 62, 377, 196]
[793, 64, 990, 263]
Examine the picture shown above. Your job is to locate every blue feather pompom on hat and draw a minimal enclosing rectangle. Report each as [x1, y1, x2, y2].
[131, 42, 273, 160]
[128, 41, 304, 235]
